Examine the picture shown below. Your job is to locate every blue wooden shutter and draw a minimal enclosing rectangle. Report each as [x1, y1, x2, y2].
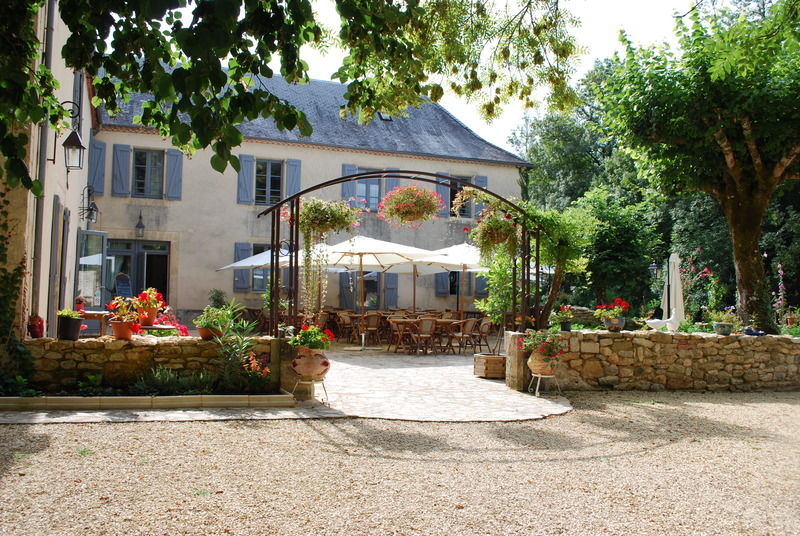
[384, 272, 398, 308]
[87, 139, 105, 195]
[237, 154, 255, 204]
[475, 274, 488, 298]
[285, 159, 301, 198]
[435, 172, 450, 217]
[339, 272, 355, 310]
[165, 149, 183, 200]
[111, 144, 131, 197]
[342, 164, 358, 207]
[435, 272, 449, 296]
[473, 175, 488, 218]
[233, 242, 251, 292]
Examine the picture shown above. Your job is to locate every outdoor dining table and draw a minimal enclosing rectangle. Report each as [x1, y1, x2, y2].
[388, 317, 463, 354]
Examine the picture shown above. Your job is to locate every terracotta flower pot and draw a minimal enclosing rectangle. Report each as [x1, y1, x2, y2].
[197, 326, 222, 340]
[110, 321, 135, 340]
[138, 307, 158, 326]
[291, 346, 330, 381]
[527, 352, 556, 376]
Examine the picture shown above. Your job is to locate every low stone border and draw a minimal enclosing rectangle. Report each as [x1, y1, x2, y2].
[0, 391, 295, 411]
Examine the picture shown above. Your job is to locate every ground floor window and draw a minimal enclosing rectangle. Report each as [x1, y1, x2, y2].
[104, 239, 170, 303]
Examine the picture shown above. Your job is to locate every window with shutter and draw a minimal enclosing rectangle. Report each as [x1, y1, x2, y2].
[255, 159, 283, 205]
[132, 149, 165, 198]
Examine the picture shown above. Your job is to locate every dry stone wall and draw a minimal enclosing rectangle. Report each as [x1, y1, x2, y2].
[507, 330, 799, 392]
[24, 336, 278, 392]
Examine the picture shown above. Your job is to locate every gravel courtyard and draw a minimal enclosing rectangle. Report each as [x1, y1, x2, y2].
[1, 390, 797, 536]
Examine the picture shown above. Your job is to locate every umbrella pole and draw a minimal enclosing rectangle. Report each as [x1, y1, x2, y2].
[460, 265, 466, 320]
[412, 265, 417, 312]
[359, 255, 365, 317]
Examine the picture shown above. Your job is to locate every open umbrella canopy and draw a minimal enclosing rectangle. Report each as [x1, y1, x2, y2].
[327, 236, 435, 267]
[216, 250, 273, 271]
[423, 243, 485, 272]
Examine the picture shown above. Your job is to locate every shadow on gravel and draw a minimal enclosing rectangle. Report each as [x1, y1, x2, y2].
[301, 418, 452, 456]
[0, 426, 51, 481]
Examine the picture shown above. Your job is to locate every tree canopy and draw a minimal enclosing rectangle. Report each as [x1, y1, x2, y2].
[2, 0, 579, 194]
[594, 0, 800, 332]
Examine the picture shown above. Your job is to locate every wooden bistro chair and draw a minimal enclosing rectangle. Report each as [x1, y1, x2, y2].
[386, 316, 407, 353]
[450, 317, 479, 354]
[360, 313, 382, 346]
[409, 317, 439, 355]
[474, 318, 493, 353]
[337, 311, 356, 343]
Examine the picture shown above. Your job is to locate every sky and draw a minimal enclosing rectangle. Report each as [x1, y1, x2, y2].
[302, 0, 693, 153]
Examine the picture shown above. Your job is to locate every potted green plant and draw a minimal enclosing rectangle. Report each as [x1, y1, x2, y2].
[593, 298, 630, 332]
[192, 305, 227, 340]
[517, 330, 569, 376]
[709, 307, 739, 335]
[56, 308, 84, 341]
[551, 305, 574, 332]
[286, 324, 336, 381]
[106, 296, 141, 340]
[377, 185, 443, 227]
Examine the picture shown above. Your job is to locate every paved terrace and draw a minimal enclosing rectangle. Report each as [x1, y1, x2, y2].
[0, 342, 571, 424]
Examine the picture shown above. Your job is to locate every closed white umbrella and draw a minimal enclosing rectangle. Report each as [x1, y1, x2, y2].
[661, 253, 685, 330]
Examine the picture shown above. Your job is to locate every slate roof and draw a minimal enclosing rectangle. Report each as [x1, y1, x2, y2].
[97, 76, 530, 167]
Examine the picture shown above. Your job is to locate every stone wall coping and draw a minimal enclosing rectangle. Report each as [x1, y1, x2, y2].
[0, 391, 295, 410]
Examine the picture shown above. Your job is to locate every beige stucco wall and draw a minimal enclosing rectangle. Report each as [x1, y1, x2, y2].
[92, 127, 523, 314]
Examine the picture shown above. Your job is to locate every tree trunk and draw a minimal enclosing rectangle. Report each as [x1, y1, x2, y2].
[717, 194, 779, 333]
[537, 263, 565, 330]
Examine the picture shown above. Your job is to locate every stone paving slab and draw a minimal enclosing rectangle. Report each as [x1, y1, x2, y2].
[0, 347, 572, 424]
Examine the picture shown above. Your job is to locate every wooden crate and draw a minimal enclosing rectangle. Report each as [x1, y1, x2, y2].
[473, 353, 506, 379]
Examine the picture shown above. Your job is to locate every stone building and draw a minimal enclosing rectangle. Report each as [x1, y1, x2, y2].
[87, 77, 531, 317]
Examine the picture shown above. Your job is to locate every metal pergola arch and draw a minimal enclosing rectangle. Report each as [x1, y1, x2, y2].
[256, 170, 541, 336]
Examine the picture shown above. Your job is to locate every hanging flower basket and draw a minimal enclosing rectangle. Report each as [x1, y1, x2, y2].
[296, 198, 361, 237]
[378, 186, 443, 226]
[470, 212, 519, 260]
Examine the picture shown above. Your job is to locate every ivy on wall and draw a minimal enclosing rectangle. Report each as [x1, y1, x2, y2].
[0, 186, 34, 392]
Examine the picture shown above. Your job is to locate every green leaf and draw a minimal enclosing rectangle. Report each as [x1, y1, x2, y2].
[210, 154, 227, 173]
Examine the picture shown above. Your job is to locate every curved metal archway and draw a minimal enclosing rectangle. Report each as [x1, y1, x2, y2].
[257, 170, 541, 336]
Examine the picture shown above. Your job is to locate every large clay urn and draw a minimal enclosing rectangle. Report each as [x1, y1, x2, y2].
[527, 352, 556, 376]
[291, 346, 330, 381]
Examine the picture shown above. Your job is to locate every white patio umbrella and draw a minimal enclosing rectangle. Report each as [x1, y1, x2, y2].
[216, 250, 273, 271]
[660, 253, 685, 330]
[327, 236, 436, 313]
[424, 243, 486, 318]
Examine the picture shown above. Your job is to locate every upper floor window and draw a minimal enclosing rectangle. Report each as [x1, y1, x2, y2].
[450, 176, 473, 218]
[133, 149, 165, 198]
[357, 168, 381, 211]
[255, 159, 283, 205]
